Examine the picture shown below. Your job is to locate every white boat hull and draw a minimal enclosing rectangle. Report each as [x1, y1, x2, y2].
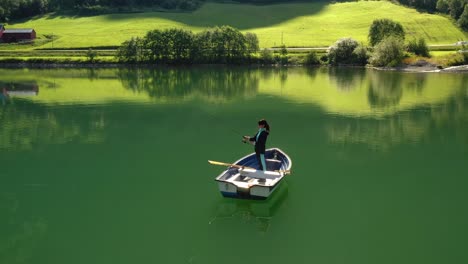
[217, 180, 283, 200]
[214, 148, 292, 200]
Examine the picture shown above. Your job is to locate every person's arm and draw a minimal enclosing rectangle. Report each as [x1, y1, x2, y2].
[248, 132, 257, 142]
[243, 132, 257, 142]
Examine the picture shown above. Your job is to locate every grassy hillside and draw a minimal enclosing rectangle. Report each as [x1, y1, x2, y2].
[4, 1, 468, 49]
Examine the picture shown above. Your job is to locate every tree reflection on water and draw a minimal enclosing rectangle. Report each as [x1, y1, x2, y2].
[329, 67, 367, 92]
[117, 67, 259, 101]
[368, 71, 404, 109]
[327, 94, 468, 151]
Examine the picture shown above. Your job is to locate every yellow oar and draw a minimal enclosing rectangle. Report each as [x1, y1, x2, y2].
[208, 160, 291, 174]
[208, 160, 256, 170]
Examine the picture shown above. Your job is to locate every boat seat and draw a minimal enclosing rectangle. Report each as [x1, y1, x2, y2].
[266, 159, 281, 171]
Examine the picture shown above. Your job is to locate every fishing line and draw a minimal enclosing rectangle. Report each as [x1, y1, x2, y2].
[204, 111, 244, 138]
[204, 110, 274, 146]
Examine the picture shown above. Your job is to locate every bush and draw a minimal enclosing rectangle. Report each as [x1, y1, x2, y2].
[445, 52, 467, 66]
[407, 38, 430, 57]
[259, 48, 274, 64]
[303, 51, 320, 65]
[353, 44, 370, 65]
[87, 48, 97, 62]
[328, 38, 359, 65]
[320, 54, 329, 63]
[278, 45, 288, 65]
[279, 55, 288, 65]
[369, 19, 405, 46]
[288, 55, 302, 65]
[369, 37, 405, 67]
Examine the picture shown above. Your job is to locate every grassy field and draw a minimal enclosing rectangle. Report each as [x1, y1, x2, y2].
[2, 1, 467, 49]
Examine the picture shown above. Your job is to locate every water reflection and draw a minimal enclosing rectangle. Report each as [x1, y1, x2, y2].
[368, 71, 403, 108]
[329, 67, 366, 92]
[117, 67, 259, 101]
[405, 73, 427, 92]
[0, 82, 39, 97]
[0, 68, 466, 152]
[327, 95, 468, 151]
[0, 102, 106, 151]
[0, 192, 47, 263]
[209, 183, 288, 233]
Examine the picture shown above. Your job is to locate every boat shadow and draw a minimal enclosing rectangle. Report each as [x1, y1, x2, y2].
[209, 183, 289, 233]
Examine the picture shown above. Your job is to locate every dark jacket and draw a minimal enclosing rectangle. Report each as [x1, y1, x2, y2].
[249, 129, 269, 154]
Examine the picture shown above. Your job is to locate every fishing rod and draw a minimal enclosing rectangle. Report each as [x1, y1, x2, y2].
[204, 111, 247, 143]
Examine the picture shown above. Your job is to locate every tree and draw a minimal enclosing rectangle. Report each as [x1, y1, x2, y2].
[208, 26, 248, 63]
[328, 37, 359, 65]
[144, 29, 171, 62]
[278, 44, 288, 65]
[368, 19, 405, 46]
[167, 28, 194, 63]
[369, 36, 405, 67]
[116, 37, 145, 63]
[449, 0, 465, 19]
[436, 0, 450, 13]
[192, 30, 214, 62]
[244, 32, 259, 54]
[458, 4, 468, 31]
[117, 26, 257, 64]
[221, 26, 248, 61]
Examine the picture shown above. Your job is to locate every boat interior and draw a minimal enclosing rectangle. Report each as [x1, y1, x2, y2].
[216, 149, 290, 187]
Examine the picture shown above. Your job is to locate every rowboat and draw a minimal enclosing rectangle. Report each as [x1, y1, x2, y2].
[212, 148, 292, 200]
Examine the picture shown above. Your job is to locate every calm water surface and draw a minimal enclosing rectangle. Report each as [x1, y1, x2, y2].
[1, 67, 467, 264]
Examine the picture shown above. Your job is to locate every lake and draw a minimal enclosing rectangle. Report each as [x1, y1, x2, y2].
[1, 67, 467, 264]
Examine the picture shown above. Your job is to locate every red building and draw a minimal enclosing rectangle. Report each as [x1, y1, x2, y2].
[0, 24, 36, 43]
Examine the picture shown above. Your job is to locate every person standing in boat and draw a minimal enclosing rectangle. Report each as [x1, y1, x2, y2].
[242, 119, 270, 171]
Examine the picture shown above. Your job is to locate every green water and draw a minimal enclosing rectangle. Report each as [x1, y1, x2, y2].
[1, 67, 467, 264]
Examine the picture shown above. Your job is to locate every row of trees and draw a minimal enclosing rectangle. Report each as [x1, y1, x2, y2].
[0, 0, 49, 21]
[116, 26, 259, 64]
[436, 0, 468, 30]
[0, 0, 203, 21]
[115, 19, 460, 67]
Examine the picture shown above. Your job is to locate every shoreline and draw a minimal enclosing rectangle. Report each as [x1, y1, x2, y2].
[371, 65, 468, 73]
[0, 62, 468, 72]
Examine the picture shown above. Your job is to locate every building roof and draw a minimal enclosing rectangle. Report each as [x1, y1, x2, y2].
[3, 29, 34, 34]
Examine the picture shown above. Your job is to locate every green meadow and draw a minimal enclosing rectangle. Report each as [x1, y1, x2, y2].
[4, 1, 467, 49]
